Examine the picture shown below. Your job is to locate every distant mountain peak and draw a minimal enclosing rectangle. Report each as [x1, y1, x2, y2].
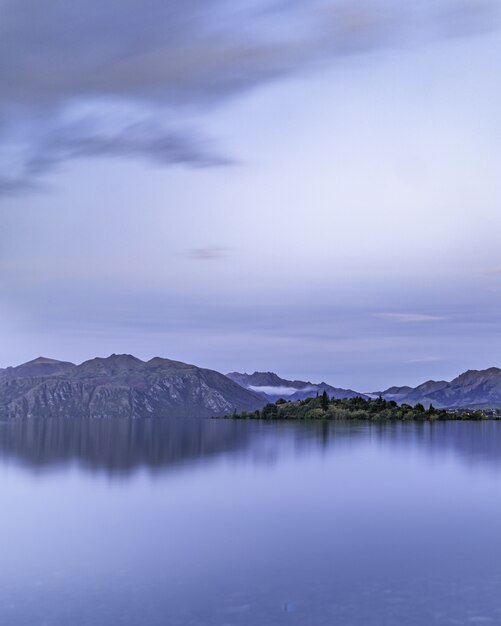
[105, 353, 144, 363]
[79, 354, 144, 366]
[227, 371, 367, 401]
[0, 356, 76, 381]
[453, 367, 501, 383]
[74, 354, 147, 378]
[29, 357, 68, 365]
[146, 356, 191, 368]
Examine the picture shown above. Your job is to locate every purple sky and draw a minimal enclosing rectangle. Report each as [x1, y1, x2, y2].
[1, 0, 501, 390]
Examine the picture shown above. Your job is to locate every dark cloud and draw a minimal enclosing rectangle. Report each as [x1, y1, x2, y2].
[0, 0, 498, 195]
[0, 176, 40, 197]
[0, 118, 231, 195]
[0, 0, 308, 108]
[31, 122, 230, 171]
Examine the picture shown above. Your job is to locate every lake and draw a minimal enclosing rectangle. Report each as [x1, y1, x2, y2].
[1, 418, 501, 625]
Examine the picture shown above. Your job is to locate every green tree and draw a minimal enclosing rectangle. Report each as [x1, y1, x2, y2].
[262, 403, 278, 419]
[321, 390, 329, 411]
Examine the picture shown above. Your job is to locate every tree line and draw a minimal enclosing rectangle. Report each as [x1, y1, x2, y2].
[225, 392, 497, 421]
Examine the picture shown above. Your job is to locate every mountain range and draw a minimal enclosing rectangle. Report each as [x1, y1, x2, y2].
[226, 371, 365, 402]
[2, 355, 501, 418]
[0, 355, 264, 419]
[376, 367, 501, 409]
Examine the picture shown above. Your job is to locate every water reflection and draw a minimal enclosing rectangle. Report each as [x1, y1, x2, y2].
[1, 418, 501, 626]
[1, 418, 501, 475]
[0, 418, 251, 474]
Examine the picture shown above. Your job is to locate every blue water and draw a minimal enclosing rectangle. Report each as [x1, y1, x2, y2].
[1, 418, 501, 625]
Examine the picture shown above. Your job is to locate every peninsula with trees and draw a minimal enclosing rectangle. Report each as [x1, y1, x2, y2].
[225, 392, 501, 422]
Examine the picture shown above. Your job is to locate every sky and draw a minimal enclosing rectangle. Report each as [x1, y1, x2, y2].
[1, 0, 501, 391]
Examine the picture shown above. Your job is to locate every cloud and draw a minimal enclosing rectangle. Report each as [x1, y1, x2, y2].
[188, 247, 230, 261]
[249, 385, 299, 396]
[0, 0, 499, 194]
[436, 0, 499, 37]
[0, 1, 393, 109]
[376, 313, 447, 322]
[0, 118, 230, 195]
[406, 356, 444, 363]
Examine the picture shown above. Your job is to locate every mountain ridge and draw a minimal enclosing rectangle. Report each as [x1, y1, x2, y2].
[0, 357, 76, 381]
[227, 371, 367, 402]
[0, 354, 264, 419]
[2, 356, 501, 417]
[377, 367, 501, 409]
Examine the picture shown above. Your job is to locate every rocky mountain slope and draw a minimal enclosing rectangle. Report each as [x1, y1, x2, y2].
[227, 371, 366, 402]
[0, 355, 264, 419]
[378, 367, 501, 409]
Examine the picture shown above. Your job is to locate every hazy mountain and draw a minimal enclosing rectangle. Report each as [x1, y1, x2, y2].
[372, 385, 414, 401]
[378, 368, 501, 409]
[0, 354, 264, 419]
[227, 371, 367, 402]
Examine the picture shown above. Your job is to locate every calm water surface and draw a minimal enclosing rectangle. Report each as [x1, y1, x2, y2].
[1, 418, 501, 625]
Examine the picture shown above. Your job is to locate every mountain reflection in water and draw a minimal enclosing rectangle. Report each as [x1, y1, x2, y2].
[1, 418, 501, 475]
[1, 418, 501, 626]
